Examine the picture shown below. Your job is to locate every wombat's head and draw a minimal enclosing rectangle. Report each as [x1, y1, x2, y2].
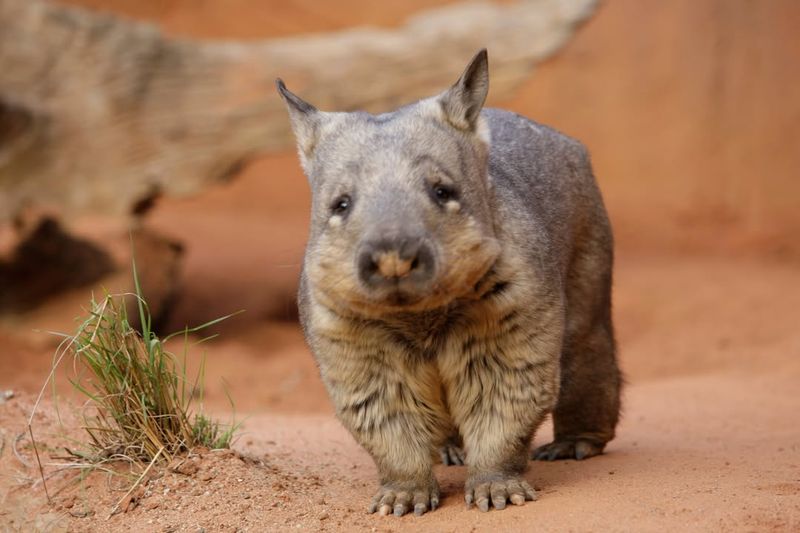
[277, 50, 500, 316]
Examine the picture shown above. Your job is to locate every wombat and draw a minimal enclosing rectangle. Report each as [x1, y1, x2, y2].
[276, 49, 621, 516]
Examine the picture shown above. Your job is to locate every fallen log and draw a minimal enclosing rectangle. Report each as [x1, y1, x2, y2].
[0, 0, 596, 222]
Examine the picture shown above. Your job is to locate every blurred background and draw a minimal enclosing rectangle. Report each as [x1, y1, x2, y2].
[1, 0, 798, 412]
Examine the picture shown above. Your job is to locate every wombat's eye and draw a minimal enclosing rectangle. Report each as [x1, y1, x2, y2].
[331, 195, 351, 216]
[431, 184, 457, 206]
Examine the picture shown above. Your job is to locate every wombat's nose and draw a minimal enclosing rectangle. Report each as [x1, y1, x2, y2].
[357, 238, 435, 287]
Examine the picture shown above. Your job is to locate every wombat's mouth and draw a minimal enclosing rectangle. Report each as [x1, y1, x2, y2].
[356, 284, 427, 310]
[380, 289, 423, 307]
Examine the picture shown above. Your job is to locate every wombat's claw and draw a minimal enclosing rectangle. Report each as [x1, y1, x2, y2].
[439, 443, 465, 466]
[465, 477, 537, 512]
[368, 484, 440, 517]
[533, 438, 604, 461]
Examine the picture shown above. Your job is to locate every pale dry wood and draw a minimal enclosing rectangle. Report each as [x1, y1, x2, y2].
[0, 0, 595, 222]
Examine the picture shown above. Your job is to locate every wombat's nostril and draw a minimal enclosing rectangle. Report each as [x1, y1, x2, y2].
[357, 238, 435, 288]
[375, 250, 413, 278]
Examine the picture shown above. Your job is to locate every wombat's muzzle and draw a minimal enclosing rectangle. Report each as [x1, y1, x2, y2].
[356, 236, 436, 296]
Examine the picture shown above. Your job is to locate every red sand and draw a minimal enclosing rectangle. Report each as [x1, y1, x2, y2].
[2, 251, 799, 531]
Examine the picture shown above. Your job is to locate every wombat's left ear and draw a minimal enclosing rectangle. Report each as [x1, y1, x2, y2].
[439, 49, 489, 132]
[276, 79, 320, 164]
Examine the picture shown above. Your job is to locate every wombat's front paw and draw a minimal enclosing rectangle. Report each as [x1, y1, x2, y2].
[368, 480, 441, 517]
[533, 438, 605, 461]
[465, 475, 537, 512]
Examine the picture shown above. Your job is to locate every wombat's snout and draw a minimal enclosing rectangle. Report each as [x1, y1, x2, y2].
[357, 236, 435, 291]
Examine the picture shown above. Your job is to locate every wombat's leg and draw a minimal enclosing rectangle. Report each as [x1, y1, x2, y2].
[439, 433, 465, 466]
[314, 332, 450, 516]
[440, 309, 561, 511]
[534, 234, 622, 461]
[533, 318, 620, 460]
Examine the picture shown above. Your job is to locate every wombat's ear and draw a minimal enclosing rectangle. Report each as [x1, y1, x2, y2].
[439, 49, 489, 132]
[276, 79, 320, 164]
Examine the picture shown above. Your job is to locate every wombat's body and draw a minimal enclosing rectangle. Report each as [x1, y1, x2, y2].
[278, 50, 621, 516]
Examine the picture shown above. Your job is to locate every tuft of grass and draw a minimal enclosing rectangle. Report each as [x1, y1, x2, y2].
[26, 252, 242, 509]
[57, 255, 240, 468]
[68, 292, 239, 464]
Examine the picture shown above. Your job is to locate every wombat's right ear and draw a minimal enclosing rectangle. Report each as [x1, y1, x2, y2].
[276, 79, 320, 165]
[439, 49, 489, 132]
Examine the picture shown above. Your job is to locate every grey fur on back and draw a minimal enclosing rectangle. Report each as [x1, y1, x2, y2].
[484, 106, 612, 276]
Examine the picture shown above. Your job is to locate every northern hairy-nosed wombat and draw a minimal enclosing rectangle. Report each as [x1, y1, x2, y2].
[276, 49, 621, 516]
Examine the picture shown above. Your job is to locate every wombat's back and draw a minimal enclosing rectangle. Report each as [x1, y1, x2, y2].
[483, 107, 612, 273]
[484, 108, 620, 463]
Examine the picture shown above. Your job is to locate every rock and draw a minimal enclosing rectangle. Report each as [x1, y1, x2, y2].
[0, 217, 114, 313]
[169, 457, 201, 476]
[0, 223, 183, 336]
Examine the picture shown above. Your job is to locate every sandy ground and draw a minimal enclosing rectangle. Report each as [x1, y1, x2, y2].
[2, 251, 799, 532]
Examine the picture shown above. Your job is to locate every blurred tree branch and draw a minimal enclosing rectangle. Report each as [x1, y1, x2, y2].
[0, 0, 596, 222]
